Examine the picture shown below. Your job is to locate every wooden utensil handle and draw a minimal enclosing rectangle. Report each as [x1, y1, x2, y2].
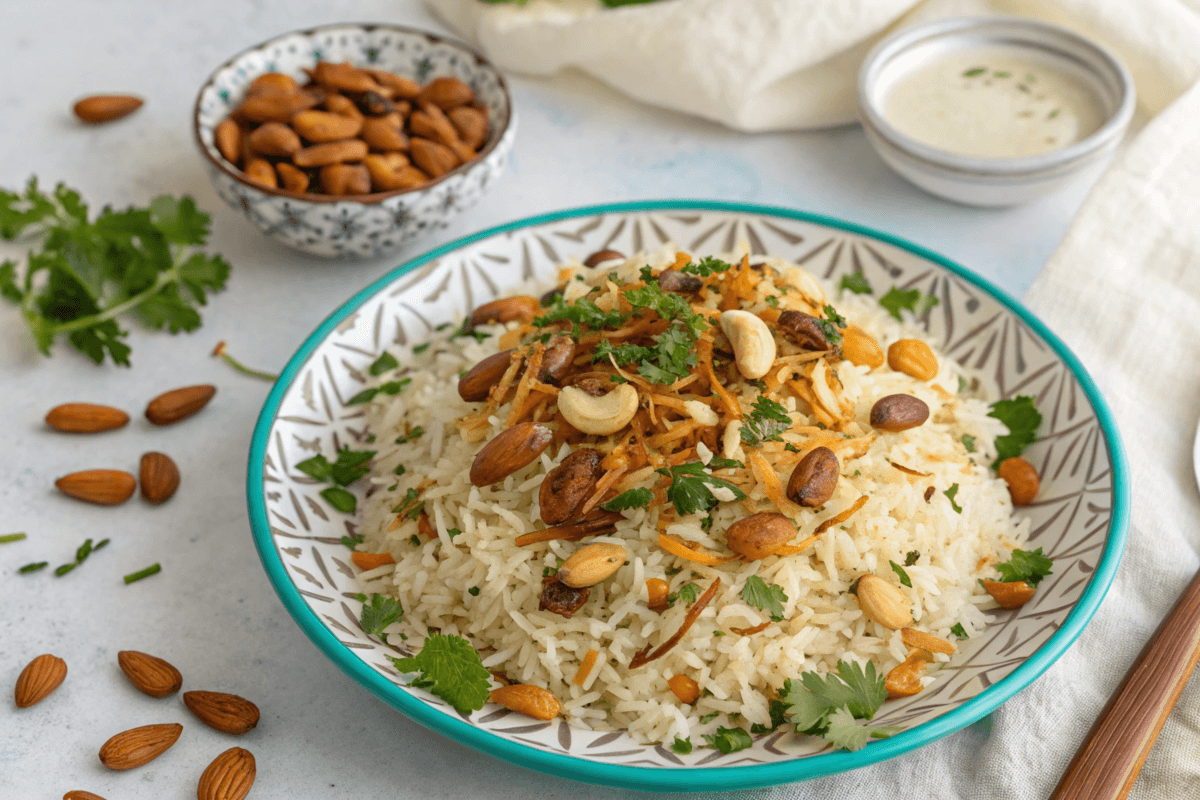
[1048, 568, 1200, 800]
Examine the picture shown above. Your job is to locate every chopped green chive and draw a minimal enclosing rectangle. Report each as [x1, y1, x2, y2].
[0, 532, 27, 544]
[19, 562, 48, 574]
[963, 67, 986, 77]
[123, 563, 162, 584]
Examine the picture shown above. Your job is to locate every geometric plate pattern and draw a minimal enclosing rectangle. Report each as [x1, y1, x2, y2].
[248, 203, 1126, 789]
[194, 23, 516, 259]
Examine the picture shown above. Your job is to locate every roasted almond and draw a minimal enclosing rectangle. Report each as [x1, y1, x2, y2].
[470, 295, 540, 327]
[291, 109, 363, 142]
[145, 384, 216, 426]
[247, 72, 299, 96]
[998, 457, 1040, 506]
[367, 69, 421, 99]
[458, 349, 517, 402]
[293, 139, 369, 168]
[869, 394, 929, 432]
[276, 161, 310, 193]
[238, 91, 317, 124]
[488, 683, 560, 720]
[313, 61, 382, 94]
[243, 158, 277, 188]
[361, 115, 410, 152]
[184, 690, 260, 735]
[118, 650, 183, 697]
[55, 469, 136, 505]
[982, 578, 1037, 609]
[469, 422, 554, 487]
[324, 93, 365, 121]
[417, 76, 476, 110]
[214, 118, 243, 165]
[855, 574, 913, 630]
[786, 446, 839, 508]
[364, 153, 418, 192]
[14, 653, 67, 708]
[557, 542, 626, 588]
[725, 512, 795, 561]
[539, 448, 602, 526]
[246, 121, 301, 157]
[45, 403, 129, 433]
[98, 723, 183, 770]
[197, 747, 256, 800]
[319, 163, 371, 196]
[409, 137, 459, 178]
[448, 106, 488, 150]
[63, 792, 108, 800]
[410, 104, 460, 147]
[73, 95, 143, 124]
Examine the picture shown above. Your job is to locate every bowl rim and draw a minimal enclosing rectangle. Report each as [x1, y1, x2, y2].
[191, 21, 514, 205]
[246, 199, 1130, 792]
[857, 16, 1136, 177]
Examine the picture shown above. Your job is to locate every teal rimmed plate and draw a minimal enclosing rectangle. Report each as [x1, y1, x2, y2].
[247, 201, 1128, 792]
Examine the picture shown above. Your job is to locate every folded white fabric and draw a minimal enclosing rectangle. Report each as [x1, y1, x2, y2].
[424, 0, 1200, 132]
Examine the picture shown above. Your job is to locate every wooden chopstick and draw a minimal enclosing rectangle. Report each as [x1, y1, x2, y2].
[1048, 567, 1200, 799]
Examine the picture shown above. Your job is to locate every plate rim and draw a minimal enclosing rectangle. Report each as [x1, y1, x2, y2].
[246, 199, 1130, 792]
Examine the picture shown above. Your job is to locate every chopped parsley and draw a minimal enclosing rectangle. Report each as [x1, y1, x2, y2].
[657, 459, 746, 516]
[533, 294, 626, 337]
[988, 396, 1042, 467]
[963, 67, 987, 77]
[341, 531, 364, 549]
[962, 434, 976, 453]
[448, 528, 463, 539]
[0, 532, 26, 544]
[699, 711, 720, 724]
[879, 286, 940, 321]
[354, 592, 405, 637]
[741, 575, 787, 621]
[347, 377, 411, 405]
[393, 464, 407, 476]
[889, 561, 912, 588]
[593, 281, 710, 384]
[677, 582, 701, 605]
[469, 586, 480, 596]
[950, 623, 969, 639]
[839, 272, 873, 296]
[410, 535, 421, 547]
[995, 547, 1053, 587]
[741, 396, 792, 447]
[751, 696, 790, 734]
[412, 341, 432, 355]
[601, 487, 654, 512]
[782, 660, 900, 751]
[671, 736, 693, 755]
[703, 726, 753, 754]
[680, 256, 734, 276]
[816, 305, 846, 347]
[395, 426, 424, 444]
[392, 488, 425, 521]
[319, 487, 355, 513]
[389, 634, 491, 714]
[367, 351, 399, 376]
[944, 484, 962, 513]
[450, 316, 490, 343]
[904, 551, 920, 566]
[297, 446, 376, 514]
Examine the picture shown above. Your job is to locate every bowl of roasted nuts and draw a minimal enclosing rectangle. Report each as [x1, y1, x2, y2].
[193, 23, 516, 259]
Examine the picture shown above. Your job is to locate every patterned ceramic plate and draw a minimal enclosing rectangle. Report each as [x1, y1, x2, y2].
[247, 201, 1128, 792]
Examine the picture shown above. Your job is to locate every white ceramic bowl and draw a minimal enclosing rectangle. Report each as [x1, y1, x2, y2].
[248, 201, 1128, 791]
[858, 17, 1134, 207]
[193, 23, 516, 259]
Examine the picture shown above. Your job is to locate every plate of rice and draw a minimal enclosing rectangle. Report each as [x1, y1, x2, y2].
[247, 201, 1128, 791]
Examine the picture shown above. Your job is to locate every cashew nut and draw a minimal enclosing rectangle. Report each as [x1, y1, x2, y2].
[719, 310, 776, 380]
[558, 383, 638, 436]
[782, 267, 826, 310]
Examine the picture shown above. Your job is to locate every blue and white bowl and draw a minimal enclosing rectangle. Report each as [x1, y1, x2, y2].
[193, 23, 516, 259]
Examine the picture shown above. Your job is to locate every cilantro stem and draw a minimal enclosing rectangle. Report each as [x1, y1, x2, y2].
[47, 269, 176, 336]
[0, 532, 27, 543]
[124, 563, 161, 584]
[212, 341, 278, 382]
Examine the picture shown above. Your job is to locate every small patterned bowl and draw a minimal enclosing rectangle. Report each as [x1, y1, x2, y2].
[193, 23, 516, 259]
[248, 202, 1128, 791]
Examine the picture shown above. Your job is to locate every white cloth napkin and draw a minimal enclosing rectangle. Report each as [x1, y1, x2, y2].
[428, 1, 1200, 796]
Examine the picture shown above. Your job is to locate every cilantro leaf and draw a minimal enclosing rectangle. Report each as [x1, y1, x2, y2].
[677, 582, 700, 604]
[950, 623, 969, 639]
[592, 280, 709, 384]
[671, 736, 693, 754]
[995, 547, 1053, 587]
[601, 487, 653, 512]
[822, 706, 902, 752]
[0, 178, 230, 365]
[944, 484, 962, 513]
[904, 551, 920, 566]
[988, 396, 1042, 467]
[816, 305, 846, 347]
[680, 256, 733, 276]
[741, 576, 787, 621]
[321, 486, 357, 513]
[390, 634, 491, 714]
[533, 294, 626, 335]
[699, 711, 720, 724]
[368, 351, 399, 376]
[889, 561, 912, 588]
[962, 434, 976, 453]
[879, 286, 940, 321]
[348, 377, 412, 406]
[741, 396, 792, 447]
[657, 461, 746, 517]
[295, 454, 334, 482]
[355, 592, 405, 637]
[392, 487, 425, 520]
[839, 272, 873, 295]
[783, 660, 887, 734]
[330, 448, 375, 486]
[703, 726, 753, 754]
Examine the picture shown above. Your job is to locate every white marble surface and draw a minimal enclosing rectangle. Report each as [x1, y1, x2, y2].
[0, 2, 1099, 798]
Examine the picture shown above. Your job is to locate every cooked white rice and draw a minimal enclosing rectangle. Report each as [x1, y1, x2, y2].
[354, 245, 1028, 745]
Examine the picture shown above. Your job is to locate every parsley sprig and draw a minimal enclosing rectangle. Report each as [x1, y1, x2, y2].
[879, 286, 939, 321]
[995, 547, 1053, 587]
[988, 396, 1042, 467]
[741, 576, 788, 621]
[680, 256, 734, 276]
[783, 660, 901, 751]
[355, 592, 405, 637]
[601, 487, 653, 512]
[0, 178, 231, 365]
[740, 396, 792, 447]
[390, 634, 491, 714]
[657, 458, 746, 517]
[594, 281, 709, 384]
[295, 446, 376, 514]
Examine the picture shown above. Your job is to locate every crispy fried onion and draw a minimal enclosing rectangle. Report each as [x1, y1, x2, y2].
[891, 462, 931, 477]
[628, 577, 721, 669]
[771, 495, 870, 556]
[729, 621, 771, 636]
[658, 533, 741, 565]
[515, 511, 622, 547]
[573, 648, 600, 686]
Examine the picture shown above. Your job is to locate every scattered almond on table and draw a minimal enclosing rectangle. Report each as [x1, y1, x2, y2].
[72, 94, 143, 124]
[197, 747, 256, 800]
[118, 650, 183, 698]
[97, 722, 183, 771]
[14, 653, 67, 708]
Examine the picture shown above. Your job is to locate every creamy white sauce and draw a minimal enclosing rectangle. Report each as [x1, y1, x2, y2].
[884, 49, 1107, 159]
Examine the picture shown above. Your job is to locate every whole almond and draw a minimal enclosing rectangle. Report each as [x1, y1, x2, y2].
[197, 747, 256, 800]
[313, 61, 382, 94]
[488, 683, 560, 720]
[244, 158, 277, 188]
[184, 690, 260, 735]
[275, 162, 310, 193]
[410, 104, 460, 147]
[457, 348, 516, 402]
[63, 792, 108, 800]
[14, 653, 67, 708]
[417, 76, 475, 110]
[448, 106, 488, 150]
[246, 122, 301, 157]
[364, 153, 419, 192]
[367, 69, 421, 99]
[247, 72, 298, 96]
[55, 469, 136, 505]
[409, 137, 459, 178]
[291, 109, 363, 143]
[292, 139, 369, 168]
[324, 93, 365, 121]
[319, 163, 371, 196]
[45, 403, 129, 433]
[469, 295, 541, 327]
[145, 384, 216, 426]
[724, 512, 795, 561]
[361, 114, 409, 152]
[98, 723, 183, 770]
[214, 119, 243, 165]
[118, 650, 183, 698]
[557, 542, 626, 588]
[73, 95, 143, 124]
[237, 92, 317, 124]
[469, 422, 554, 487]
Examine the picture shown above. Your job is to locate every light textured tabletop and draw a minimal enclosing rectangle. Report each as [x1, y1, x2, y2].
[0, 2, 1098, 798]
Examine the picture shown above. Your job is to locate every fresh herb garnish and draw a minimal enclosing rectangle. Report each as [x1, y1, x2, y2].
[533, 294, 626, 336]
[782, 660, 901, 751]
[297, 447, 375, 486]
[468, 586, 480, 596]
[699, 711, 720, 724]
[671, 736, 693, 755]
[368, 351, 399, 376]
[124, 563, 161, 584]
[0, 179, 231, 365]
[741, 575, 787, 621]
[963, 67, 986, 77]
[593, 279, 709, 384]
[0, 532, 27, 544]
[741, 396, 792, 447]
[18, 562, 48, 574]
[677, 582, 701, 605]
[389, 633, 491, 714]
[347, 377, 411, 406]
[995, 547, 1053, 587]
[321, 487, 357, 513]
[816, 305, 846, 347]
[396, 426, 424, 444]
[392, 487, 425, 521]
[962, 434, 976, 453]
[751, 696, 790, 734]
[54, 537, 108, 576]
[448, 528, 462, 539]
[988, 396, 1042, 467]
[703, 726, 753, 754]
[601, 487, 654, 512]
[904, 551, 919, 566]
[342, 531, 364, 549]
[950, 623, 969, 639]
[450, 316, 490, 343]
[944, 484, 962, 513]
[680, 256, 733, 277]
[879, 286, 940, 321]
[839, 272, 873, 296]
[355, 592, 405, 637]
[657, 460, 746, 516]
[889, 561, 912, 588]
[413, 341, 432, 355]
